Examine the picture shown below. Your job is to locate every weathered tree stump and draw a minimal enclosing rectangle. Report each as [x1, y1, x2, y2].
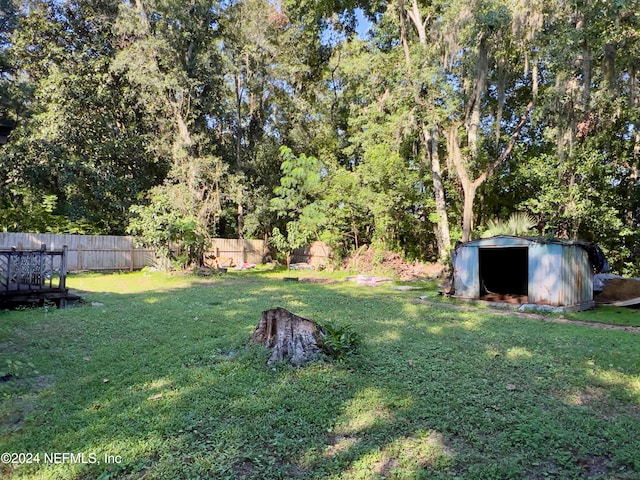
[249, 307, 325, 365]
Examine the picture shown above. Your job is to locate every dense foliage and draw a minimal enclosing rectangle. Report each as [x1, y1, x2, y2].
[1, 0, 640, 273]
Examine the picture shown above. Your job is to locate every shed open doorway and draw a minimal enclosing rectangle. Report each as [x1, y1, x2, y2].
[478, 247, 528, 303]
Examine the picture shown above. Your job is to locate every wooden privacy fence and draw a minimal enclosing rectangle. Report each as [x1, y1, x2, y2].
[290, 241, 332, 267]
[0, 233, 154, 271]
[208, 238, 266, 266]
[0, 233, 267, 272]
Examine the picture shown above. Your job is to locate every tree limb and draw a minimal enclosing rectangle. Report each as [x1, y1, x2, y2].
[473, 101, 533, 188]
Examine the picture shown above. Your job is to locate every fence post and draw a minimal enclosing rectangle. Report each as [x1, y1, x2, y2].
[5, 248, 14, 292]
[77, 244, 83, 271]
[39, 244, 46, 286]
[130, 241, 134, 271]
[60, 246, 68, 290]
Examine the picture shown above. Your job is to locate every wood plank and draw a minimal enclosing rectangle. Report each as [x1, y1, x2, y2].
[609, 296, 640, 307]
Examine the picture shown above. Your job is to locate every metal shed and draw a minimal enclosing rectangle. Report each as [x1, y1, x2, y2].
[453, 235, 595, 311]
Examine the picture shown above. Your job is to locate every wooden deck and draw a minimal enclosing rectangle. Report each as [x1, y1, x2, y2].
[0, 245, 80, 308]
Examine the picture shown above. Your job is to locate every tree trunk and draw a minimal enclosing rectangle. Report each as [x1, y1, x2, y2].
[234, 73, 243, 170]
[630, 67, 640, 227]
[407, 0, 427, 44]
[401, 1, 452, 258]
[249, 308, 325, 365]
[398, 0, 412, 66]
[446, 124, 474, 242]
[423, 125, 451, 260]
[461, 182, 479, 243]
[447, 103, 532, 243]
[467, 38, 488, 159]
[134, 0, 193, 153]
[237, 202, 244, 239]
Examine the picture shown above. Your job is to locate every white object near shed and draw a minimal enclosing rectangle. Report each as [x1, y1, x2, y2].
[453, 235, 595, 312]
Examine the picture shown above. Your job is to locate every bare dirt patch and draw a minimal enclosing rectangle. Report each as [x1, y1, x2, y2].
[0, 396, 35, 437]
[595, 277, 640, 304]
[342, 246, 444, 281]
[324, 434, 360, 457]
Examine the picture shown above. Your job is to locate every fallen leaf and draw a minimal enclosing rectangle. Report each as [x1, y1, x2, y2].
[149, 393, 163, 400]
[506, 383, 517, 391]
[83, 356, 91, 361]
[102, 378, 109, 383]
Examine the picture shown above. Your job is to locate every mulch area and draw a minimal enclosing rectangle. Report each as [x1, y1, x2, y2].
[342, 246, 444, 281]
[480, 293, 528, 304]
[595, 277, 640, 304]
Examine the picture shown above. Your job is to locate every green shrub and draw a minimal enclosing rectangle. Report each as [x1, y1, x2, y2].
[319, 322, 360, 360]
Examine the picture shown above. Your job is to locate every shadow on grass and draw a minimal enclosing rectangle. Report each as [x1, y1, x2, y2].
[0, 274, 639, 479]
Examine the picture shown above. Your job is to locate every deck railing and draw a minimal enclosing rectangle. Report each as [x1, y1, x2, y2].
[0, 244, 67, 292]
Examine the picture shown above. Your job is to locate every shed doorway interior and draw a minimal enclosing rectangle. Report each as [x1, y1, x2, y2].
[478, 247, 528, 304]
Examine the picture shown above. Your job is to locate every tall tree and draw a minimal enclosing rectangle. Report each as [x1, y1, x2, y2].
[3, 0, 640, 274]
[329, 34, 439, 257]
[431, 0, 540, 242]
[114, 0, 229, 241]
[4, 0, 168, 232]
[396, 0, 452, 260]
[0, 0, 19, 121]
[515, 0, 640, 271]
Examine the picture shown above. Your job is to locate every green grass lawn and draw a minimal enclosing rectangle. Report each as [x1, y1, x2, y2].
[566, 304, 640, 328]
[1, 270, 639, 479]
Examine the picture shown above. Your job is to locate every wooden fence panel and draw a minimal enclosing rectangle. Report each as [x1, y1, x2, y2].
[0, 233, 155, 271]
[0, 233, 266, 271]
[209, 238, 266, 266]
[291, 241, 332, 267]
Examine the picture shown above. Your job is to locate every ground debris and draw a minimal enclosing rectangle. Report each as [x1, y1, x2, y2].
[595, 275, 640, 306]
[345, 275, 392, 286]
[342, 245, 444, 281]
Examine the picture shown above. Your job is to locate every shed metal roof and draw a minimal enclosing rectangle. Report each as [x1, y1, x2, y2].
[458, 235, 592, 248]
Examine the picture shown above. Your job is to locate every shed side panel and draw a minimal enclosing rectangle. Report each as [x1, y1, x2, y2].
[529, 243, 563, 306]
[454, 246, 479, 299]
[581, 248, 594, 303]
[563, 246, 577, 307]
[530, 243, 593, 307]
[564, 246, 593, 305]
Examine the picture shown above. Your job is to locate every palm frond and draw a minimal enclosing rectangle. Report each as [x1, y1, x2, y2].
[481, 212, 535, 238]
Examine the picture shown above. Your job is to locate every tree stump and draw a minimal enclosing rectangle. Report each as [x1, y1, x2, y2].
[249, 307, 325, 365]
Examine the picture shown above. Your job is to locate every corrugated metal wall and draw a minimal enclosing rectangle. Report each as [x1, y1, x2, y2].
[454, 236, 593, 308]
[559, 244, 591, 306]
[528, 242, 593, 306]
[453, 244, 479, 299]
[0, 233, 266, 271]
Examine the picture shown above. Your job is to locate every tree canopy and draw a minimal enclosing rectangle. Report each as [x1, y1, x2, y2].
[1, 0, 640, 273]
